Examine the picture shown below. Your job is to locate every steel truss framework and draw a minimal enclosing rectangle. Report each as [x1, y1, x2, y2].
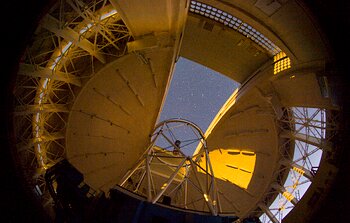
[119, 119, 219, 215]
[13, 0, 130, 211]
[256, 107, 339, 223]
[11, 0, 340, 221]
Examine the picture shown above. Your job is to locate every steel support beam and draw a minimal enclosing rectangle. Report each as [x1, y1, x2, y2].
[41, 15, 106, 64]
[14, 104, 69, 116]
[17, 131, 65, 152]
[271, 183, 298, 206]
[280, 131, 330, 150]
[151, 158, 186, 204]
[146, 155, 152, 202]
[279, 159, 314, 180]
[18, 63, 81, 86]
[258, 203, 279, 223]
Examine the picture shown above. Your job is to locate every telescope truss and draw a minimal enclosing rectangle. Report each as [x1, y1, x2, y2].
[119, 119, 219, 215]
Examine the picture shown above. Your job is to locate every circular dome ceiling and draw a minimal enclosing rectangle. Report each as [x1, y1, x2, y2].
[10, 0, 341, 222]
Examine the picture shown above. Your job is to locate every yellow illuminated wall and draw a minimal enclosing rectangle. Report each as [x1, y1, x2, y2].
[199, 149, 256, 189]
[274, 51, 291, 74]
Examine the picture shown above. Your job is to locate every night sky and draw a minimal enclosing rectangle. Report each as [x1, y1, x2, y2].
[159, 57, 240, 134]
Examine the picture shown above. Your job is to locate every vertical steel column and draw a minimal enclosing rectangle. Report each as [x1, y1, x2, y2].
[258, 203, 279, 223]
[152, 158, 187, 203]
[146, 154, 152, 202]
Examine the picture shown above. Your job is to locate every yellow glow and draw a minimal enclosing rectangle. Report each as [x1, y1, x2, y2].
[292, 181, 298, 189]
[204, 194, 209, 202]
[199, 149, 256, 189]
[100, 9, 117, 20]
[292, 166, 305, 175]
[32, 5, 120, 171]
[161, 183, 168, 190]
[282, 191, 295, 202]
[273, 51, 286, 62]
[273, 51, 291, 75]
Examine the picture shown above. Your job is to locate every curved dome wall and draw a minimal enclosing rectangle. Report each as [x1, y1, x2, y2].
[5, 0, 346, 222]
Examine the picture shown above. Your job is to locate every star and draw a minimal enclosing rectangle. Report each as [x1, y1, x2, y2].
[159, 57, 239, 154]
